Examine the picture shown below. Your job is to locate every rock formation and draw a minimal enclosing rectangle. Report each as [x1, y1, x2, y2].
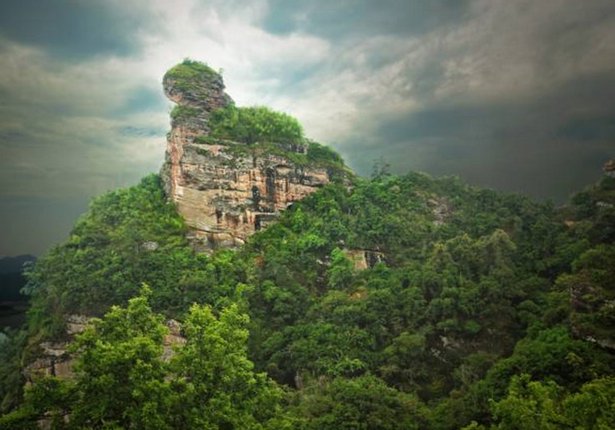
[344, 249, 386, 270]
[160, 60, 338, 251]
[23, 315, 89, 384]
[24, 316, 186, 384]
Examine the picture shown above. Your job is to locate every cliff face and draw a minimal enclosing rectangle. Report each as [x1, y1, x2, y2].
[161, 61, 333, 251]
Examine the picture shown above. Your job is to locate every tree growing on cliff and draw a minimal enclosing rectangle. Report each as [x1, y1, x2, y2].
[0, 288, 289, 430]
[168, 303, 289, 429]
[209, 105, 304, 145]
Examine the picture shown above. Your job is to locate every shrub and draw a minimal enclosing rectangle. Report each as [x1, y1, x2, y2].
[209, 105, 304, 144]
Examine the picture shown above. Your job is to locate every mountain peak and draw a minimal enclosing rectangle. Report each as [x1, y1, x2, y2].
[160, 59, 348, 252]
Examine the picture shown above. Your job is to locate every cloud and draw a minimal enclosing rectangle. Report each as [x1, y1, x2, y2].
[0, 0, 156, 60]
[1, 0, 615, 256]
[261, 0, 472, 39]
[275, 0, 615, 202]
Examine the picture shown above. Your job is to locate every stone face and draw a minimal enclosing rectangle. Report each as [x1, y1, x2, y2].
[344, 249, 386, 270]
[66, 314, 90, 336]
[23, 315, 91, 384]
[163, 319, 186, 362]
[161, 63, 332, 251]
[24, 316, 187, 383]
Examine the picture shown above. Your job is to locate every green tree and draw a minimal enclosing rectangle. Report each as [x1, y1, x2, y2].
[490, 375, 565, 430]
[170, 303, 288, 430]
[295, 374, 425, 430]
[69, 285, 171, 429]
[209, 105, 304, 144]
[327, 248, 354, 289]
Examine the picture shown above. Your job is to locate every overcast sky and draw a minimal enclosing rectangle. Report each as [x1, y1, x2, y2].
[1, 0, 614, 257]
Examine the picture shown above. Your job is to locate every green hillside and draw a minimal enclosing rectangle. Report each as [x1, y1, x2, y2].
[2, 155, 615, 428]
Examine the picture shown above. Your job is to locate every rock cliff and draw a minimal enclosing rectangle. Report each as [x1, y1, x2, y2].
[160, 60, 343, 251]
[24, 316, 186, 385]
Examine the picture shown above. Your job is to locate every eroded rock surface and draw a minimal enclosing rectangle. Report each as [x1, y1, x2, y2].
[344, 249, 386, 270]
[160, 62, 333, 251]
[23, 315, 89, 384]
[24, 316, 187, 384]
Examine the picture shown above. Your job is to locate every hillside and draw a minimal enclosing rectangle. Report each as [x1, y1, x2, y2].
[1, 61, 614, 430]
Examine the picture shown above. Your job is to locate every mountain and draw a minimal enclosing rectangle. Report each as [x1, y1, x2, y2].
[0, 61, 614, 430]
[160, 60, 348, 251]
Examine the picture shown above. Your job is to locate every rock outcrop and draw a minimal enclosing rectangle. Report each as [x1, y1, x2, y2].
[24, 316, 187, 384]
[23, 315, 90, 385]
[160, 60, 337, 251]
[344, 249, 386, 270]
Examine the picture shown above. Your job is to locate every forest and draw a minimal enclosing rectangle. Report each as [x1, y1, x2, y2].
[1, 157, 614, 428]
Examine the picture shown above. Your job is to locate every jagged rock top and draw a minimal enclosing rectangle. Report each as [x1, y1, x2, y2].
[163, 59, 233, 112]
[161, 59, 349, 251]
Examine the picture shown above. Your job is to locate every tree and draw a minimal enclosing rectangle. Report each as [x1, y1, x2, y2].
[327, 248, 354, 290]
[1, 288, 290, 429]
[295, 374, 425, 430]
[490, 375, 564, 430]
[169, 303, 288, 430]
[69, 285, 171, 430]
[209, 105, 304, 144]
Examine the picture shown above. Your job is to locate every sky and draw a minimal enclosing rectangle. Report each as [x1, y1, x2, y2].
[0, 0, 614, 257]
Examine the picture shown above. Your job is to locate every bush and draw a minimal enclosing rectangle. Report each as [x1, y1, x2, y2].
[163, 59, 218, 92]
[209, 105, 304, 144]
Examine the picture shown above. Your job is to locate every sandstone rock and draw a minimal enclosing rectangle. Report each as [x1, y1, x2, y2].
[24, 316, 90, 383]
[140, 241, 159, 252]
[53, 358, 75, 380]
[66, 314, 90, 335]
[163, 319, 186, 362]
[40, 342, 68, 357]
[160, 61, 334, 251]
[344, 249, 386, 271]
[23, 358, 53, 380]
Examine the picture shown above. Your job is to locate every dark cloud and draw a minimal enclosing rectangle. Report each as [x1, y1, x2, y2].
[1, 0, 615, 258]
[0, 196, 89, 257]
[340, 71, 615, 202]
[121, 86, 168, 114]
[0, 0, 154, 60]
[262, 0, 471, 39]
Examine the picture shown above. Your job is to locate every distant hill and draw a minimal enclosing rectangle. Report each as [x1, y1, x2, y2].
[0, 255, 35, 302]
[0, 255, 36, 275]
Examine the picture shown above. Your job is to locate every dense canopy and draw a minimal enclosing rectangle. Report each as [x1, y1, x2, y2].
[2, 140, 615, 429]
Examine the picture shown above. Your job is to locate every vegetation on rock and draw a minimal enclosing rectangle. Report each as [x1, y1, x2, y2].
[163, 59, 219, 92]
[2, 60, 614, 427]
[209, 105, 304, 145]
[2, 169, 613, 429]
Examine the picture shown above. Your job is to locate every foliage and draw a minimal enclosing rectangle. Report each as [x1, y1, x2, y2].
[209, 105, 304, 145]
[163, 58, 219, 92]
[170, 105, 199, 121]
[0, 330, 26, 414]
[293, 374, 426, 430]
[462, 375, 615, 430]
[1, 288, 286, 429]
[169, 303, 287, 429]
[3, 163, 615, 428]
